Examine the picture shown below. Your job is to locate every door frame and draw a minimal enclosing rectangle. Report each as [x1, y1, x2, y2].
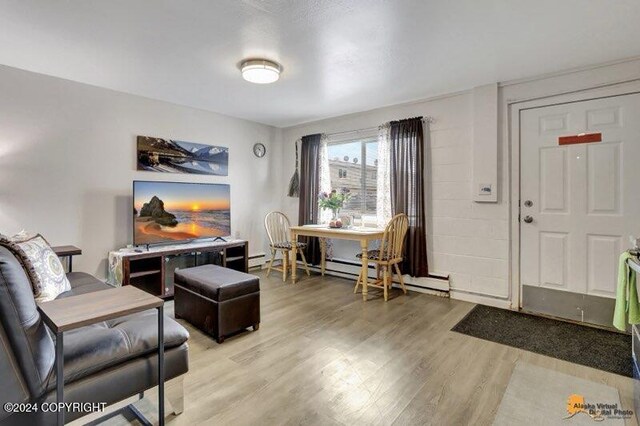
[508, 80, 640, 310]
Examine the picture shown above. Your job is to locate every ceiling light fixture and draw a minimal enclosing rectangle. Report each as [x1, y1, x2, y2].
[241, 59, 281, 84]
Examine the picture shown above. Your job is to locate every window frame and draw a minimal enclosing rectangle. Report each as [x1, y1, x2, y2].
[326, 136, 378, 218]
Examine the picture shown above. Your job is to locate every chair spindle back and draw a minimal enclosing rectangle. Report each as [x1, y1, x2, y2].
[264, 211, 291, 246]
[379, 214, 409, 261]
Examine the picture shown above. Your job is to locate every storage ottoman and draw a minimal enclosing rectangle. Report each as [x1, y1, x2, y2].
[174, 264, 260, 343]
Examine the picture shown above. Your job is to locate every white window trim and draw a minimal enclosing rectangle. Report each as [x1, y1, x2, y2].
[324, 135, 382, 224]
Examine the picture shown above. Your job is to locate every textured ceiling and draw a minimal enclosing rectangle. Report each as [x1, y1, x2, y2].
[1, 0, 639, 127]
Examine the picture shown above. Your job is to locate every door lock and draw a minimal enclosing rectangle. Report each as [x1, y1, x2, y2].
[524, 200, 533, 207]
[523, 215, 534, 223]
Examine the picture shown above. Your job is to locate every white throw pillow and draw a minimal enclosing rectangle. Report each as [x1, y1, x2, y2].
[5, 233, 71, 302]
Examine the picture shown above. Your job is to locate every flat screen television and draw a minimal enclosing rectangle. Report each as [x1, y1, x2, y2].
[133, 180, 231, 246]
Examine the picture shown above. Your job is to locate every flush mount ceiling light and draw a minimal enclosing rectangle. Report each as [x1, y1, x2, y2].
[241, 59, 281, 84]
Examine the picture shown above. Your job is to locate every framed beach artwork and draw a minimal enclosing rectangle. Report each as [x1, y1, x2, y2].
[137, 136, 229, 176]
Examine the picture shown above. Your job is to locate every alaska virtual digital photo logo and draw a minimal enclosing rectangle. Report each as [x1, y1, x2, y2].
[564, 394, 633, 422]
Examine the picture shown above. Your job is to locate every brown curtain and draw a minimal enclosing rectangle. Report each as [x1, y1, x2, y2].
[298, 133, 323, 265]
[390, 117, 429, 277]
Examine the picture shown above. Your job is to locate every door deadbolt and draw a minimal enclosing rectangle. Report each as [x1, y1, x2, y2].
[523, 215, 534, 223]
[524, 200, 533, 207]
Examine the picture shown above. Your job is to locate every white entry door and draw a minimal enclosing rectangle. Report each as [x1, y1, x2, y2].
[520, 93, 640, 325]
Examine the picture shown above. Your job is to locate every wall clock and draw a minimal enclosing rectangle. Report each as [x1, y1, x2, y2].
[253, 143, 266, 158]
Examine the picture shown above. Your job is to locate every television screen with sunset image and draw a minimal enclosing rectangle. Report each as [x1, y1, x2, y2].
[133, 181, 231, 245]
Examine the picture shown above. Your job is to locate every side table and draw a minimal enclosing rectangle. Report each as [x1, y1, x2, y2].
[38, 286, 165, 425]
[51, 245, 82, 273]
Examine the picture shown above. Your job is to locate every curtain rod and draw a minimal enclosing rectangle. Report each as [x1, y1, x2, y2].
[323, 116, 434, 138]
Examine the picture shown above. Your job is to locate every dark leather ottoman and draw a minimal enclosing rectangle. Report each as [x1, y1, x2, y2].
[174, 265, 260, 343]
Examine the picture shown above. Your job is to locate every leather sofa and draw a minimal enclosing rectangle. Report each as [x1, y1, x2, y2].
[0, 246, 189, 425]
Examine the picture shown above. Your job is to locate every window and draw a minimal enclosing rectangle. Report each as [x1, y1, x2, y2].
[327, 138, 378, 218]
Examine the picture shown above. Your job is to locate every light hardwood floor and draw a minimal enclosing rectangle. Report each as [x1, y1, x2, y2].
[81, 271, 638, 425]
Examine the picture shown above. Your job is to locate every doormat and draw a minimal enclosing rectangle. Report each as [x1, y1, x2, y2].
[452, 305, 632, 377]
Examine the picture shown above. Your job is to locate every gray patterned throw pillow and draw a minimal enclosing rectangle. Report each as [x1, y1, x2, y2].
[0, 233, 71, 302]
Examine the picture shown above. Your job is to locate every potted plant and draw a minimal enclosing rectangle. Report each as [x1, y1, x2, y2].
[318, 189, 352, 228]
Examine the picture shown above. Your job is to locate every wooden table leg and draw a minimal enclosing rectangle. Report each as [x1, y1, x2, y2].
[320, 238, 326, 276]
[360, 239, 368, 301]
[290, 230, 297, 283]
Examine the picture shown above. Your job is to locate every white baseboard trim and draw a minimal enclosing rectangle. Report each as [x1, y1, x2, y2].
[304, 259, 450, 295]
[403, 283, 449, 297]
[255, 257, 516, 307]
[404, 276, 450, 292]
[256, 254, 528, 302]
[449, 290, 512, 309]
[248, 253, 265, 269]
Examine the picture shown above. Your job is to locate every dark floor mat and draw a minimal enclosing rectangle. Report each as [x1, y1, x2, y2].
[451, 304, 632, 377]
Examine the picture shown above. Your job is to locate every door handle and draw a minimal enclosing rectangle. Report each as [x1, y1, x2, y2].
[523, 215, 534, 223]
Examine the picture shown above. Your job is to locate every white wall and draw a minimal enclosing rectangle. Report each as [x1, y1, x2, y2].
[280, 91, 510, 297]
[472, 84, 498, 203]
[2, 56, 639, 304]
[280, 57, 640, 307]
[0, 65, 280, 278]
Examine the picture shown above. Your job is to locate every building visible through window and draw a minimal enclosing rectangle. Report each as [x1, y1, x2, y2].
[327, 138, 378, 219]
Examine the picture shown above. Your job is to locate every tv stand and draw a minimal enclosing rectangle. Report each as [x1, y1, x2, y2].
[108, 240, 248, 299]
[212, 236, 227, 242]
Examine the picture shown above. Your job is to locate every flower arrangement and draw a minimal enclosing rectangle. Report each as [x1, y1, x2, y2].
[319, 189, 352, 226]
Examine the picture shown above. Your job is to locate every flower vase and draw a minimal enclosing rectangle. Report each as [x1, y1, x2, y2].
[329, 209, 342, 228]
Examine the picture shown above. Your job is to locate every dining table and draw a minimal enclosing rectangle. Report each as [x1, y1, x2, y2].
[289, 225, 385, 301]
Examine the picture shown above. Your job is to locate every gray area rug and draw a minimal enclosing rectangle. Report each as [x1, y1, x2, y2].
[452, 304, 632, 377]
[494, 362, 624, 425]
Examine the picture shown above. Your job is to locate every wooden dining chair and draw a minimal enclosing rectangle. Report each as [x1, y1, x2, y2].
[354, 213, 409, 301]
[264, 211, 311, 282]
